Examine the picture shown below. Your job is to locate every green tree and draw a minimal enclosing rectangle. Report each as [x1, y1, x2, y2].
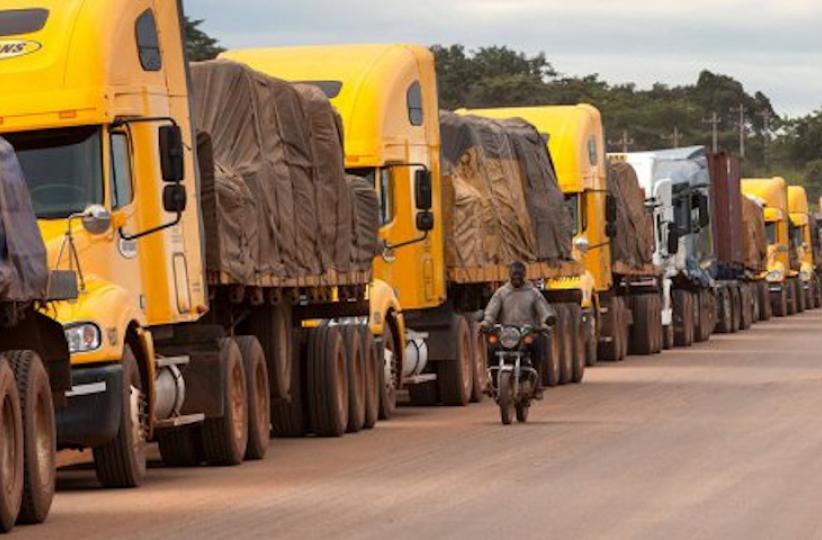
[185, 17, 224, 61]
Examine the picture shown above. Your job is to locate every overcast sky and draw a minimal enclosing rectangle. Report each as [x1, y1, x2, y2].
[184, 0, 822, 117]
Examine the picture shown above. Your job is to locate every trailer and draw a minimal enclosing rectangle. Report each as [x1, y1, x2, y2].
[0, 138, 74, 532]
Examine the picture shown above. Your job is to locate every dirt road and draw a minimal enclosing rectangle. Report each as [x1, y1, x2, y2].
[16, 310, 822, 539]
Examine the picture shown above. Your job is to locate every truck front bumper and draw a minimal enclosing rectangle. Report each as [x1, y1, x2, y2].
[57, 363, 123, 449]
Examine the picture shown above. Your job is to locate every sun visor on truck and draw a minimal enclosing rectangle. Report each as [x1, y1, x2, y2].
[439, 111, 573, 270]
[0, 137, 49, 302]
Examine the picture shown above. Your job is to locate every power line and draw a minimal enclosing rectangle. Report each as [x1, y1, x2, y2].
[702, 112, 720, 153]
[758, 109, 773, 165]
[730, 104, 746, 158]
[608, 130, 634, 153]
[663, 126, 683, 148]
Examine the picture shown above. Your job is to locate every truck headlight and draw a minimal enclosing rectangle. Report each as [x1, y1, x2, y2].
[766, 270, 783, 282]
[65, 323, 102, 353]
[800, 270, 811, 282]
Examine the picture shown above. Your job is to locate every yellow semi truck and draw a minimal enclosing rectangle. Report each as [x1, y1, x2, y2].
[787, 186, 820, 310]
[0, 0, 389, 490]
[224, 44, 585, 407]
[464, 105, 663, 361]
[741, 178, 794, 316]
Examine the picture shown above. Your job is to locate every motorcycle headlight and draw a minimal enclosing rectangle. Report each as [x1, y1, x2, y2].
[65, 323, 102, 354]
[499, 327, 521, 349]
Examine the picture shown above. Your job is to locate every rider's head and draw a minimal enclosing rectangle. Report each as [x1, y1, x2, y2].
[509, 261, 526, 288]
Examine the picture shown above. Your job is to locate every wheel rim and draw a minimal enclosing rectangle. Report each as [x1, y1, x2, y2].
[128, 382, 147, 458]
[33, 389, 53, 489]
[229, 362, 245, 442]
[1, 394, 17, 497]
[383, 328, 398, 399]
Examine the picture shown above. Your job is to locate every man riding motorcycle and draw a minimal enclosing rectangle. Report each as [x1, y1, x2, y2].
[480, 261, 557, 398]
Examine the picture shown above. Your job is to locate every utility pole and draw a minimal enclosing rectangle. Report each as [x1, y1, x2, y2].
[608, 130, 634, 153]
[758, 109, 773, 166]
[702, 112, 720, 153]
[731, 104, 746, 158]
[663, 126, 683, 148]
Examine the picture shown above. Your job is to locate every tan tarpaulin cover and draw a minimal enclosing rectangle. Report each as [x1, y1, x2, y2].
[440, 112, 573, 270]
[0, 137, 48, 301]
[741, 195, 767, 272]
[191, 60, 376, 284]
[607, 161, 655, 272]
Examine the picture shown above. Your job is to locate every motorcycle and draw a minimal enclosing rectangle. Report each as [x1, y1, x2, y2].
[484, 324, 546, 425]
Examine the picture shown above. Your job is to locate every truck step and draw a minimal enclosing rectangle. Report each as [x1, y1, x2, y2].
[65, 381, 107, 398]
[156, 355, 190, 368]
[405, 374, 437, 385]
[154, 413, 205, 431]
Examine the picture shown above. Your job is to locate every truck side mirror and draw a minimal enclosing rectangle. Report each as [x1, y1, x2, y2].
[667, 224, 681, 255]
[163, 184, 187, 213]
[416, 210, 434, 232]
[414, 169, 433, 210]
[605, 194, 618, 224]
[159, 125, 185, 183]
[698, 193, 710, 228]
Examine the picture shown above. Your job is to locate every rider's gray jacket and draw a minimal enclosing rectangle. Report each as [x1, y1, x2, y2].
[482, 282, 556, 327]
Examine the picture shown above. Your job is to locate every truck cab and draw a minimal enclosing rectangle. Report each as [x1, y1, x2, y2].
[222, 44, 446, 407]
[741, 178, 793, 315]
[0, 0, 209, 487]
[787, 185, 817, 309]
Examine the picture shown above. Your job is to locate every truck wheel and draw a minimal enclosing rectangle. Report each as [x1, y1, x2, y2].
[270, 329, 307, 437]
[653, 295, 664, 353]
[759, 282, 772, 321]
[307, 326, 349, 436]
[157, 426, 203, 467]
[0, 358, 22, 533]
[249, 304, 292, 401]
[7, 351, 55, 523]
[556, 305, 574, 382]
[716, 288, 733, 333]
[629, 294, 654, 355]
[202, 338, 248, 465]
[342, 326, 366, 433]
[597, 296, 621, 361]
[93, 345, 147, 487]
[740, 285, 753, 330]
[694, 290, 712, 342]
[568, 304, 585, 383]
[730, 286, 742, 332]
[751, 284, 761, 323]
[498, 371, 514, 425]
[469, 321, 488, 402]
[408, 381, 439, 406]
[437, 315, 473, 406]
[662, 325, 674, 350]
[541, 331, 561, 387]
[235, 336, 270, 460]
[815, 275, 822, 308]
[584, 311, 598, 366]
[359, 327, 380, 429]
[786, 280, 797, 316]
[772, 286, 788, 317]
[378, 319, 399, 420]
[673, 290, 694, 347]
[796, 280, 807, 313]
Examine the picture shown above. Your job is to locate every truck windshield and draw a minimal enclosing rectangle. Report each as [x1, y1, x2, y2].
[564, 194, 580, 236]
[349, 167, 393, 225]
[789, 224, 803, 248]
[765, 222, 777, 244]
[5, 127, 104, 219]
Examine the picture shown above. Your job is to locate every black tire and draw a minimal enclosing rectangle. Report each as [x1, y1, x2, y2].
[740, 285, 753, 330]
[157, 426, 203, 467]
[437, 315, 473, 406]
[556, 305, 574, 382]
[786, 280, 797, 315]
[515, 402, 529, 423]
[695, 289, 714, 342]
[662, 323, 674, 350]
[7, 351, 55, 524]
[584, 310, 598, 366]
[716, 288, 733, 333]
[341, 326, 366, 433]
[568, 304, 585, 383]
[378, 319, 399, 420]
[652, 295, 664, 354]
[758, 282, 772, 321]
[0, 358, 22, 533]
[235, 336, 270, 460]
[408, 381, 439, 406]
[541, 331, 561, 387]
[93, 345, 147, 487]
[751, 283, 761, 323]
[796, 280, 807, 313]
[815, 275, 822, 308]
[202, 338, 248, 466]
[249, 304, 292, 401]
[469, 321, 488, 403]
[270, 329, 307, 437]
[359, 327, 379, 429]
[772, 286, 788, 317]
[307, 326, 349, 437]
[597, 296, 622, 361]
[498, 371, 514, 425]
[673, 290, 694, 347]
[629, 294, 654, 355]
[730, 286, 742, 333]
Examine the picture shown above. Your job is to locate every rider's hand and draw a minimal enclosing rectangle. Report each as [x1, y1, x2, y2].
[544, 313, 558, 327]
[479, 321, 492, 333]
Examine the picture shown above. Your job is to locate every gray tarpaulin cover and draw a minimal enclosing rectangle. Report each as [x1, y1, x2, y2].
[607, 161, 654, 272]
[191, 60, 377, 284]
[440, 111, 572, 269]
[0, 137, 48, 301]
[741, 195, 767, 272]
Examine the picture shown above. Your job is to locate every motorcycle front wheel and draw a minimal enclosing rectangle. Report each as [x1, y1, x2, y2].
[498, 371, 514, 425]
[515, 402, 529, 423]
